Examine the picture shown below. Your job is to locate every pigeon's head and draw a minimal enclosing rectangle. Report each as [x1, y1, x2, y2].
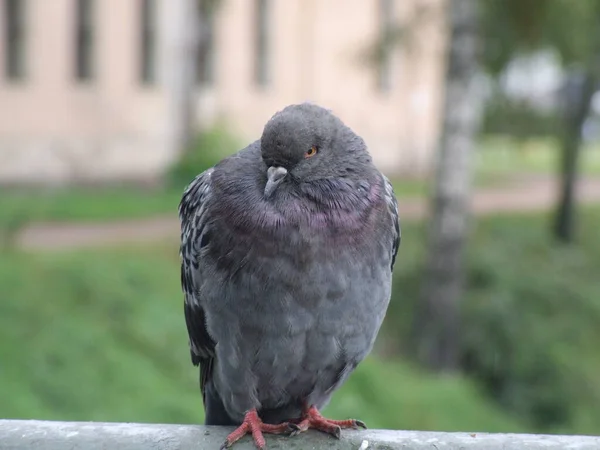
[260, 103, 372, 198]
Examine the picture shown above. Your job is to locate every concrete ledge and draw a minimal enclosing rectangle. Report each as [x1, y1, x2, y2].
[1, 419, 600, 449]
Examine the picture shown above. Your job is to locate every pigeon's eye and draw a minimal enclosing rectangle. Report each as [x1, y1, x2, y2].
[305, 146, 318, 158]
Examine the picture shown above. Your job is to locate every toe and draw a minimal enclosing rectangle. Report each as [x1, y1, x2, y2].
[332, 425, 342, 440]
[355, 419, 367, 429]
[287, 420, 308, 437]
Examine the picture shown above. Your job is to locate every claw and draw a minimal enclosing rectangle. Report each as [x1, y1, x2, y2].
[287, 405, 366, 439]
[355, 419, 367, 429]
[288, 423, 301, 438]
[222, 409, 291, 449]
[331, 425, 342, 439]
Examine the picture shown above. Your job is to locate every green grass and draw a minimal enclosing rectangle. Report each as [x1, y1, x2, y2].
[478, 135, 600, 177]
[325, 359, 525, 433]
[0, 186, 182, 227]
[0, 243, 523, 432]
[383, 206, 600, 435]
[4, 209, 600, 434]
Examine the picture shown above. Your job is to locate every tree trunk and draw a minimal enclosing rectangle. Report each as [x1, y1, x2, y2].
[413, 0, 483, 372]
[164, 0, 201, 158]
[553, 71, 599, 243]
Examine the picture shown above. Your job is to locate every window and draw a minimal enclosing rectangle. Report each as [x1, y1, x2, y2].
[377, 0, 394, 92]
[140, 0, 156, 84]
[75, 0, 95, 81]
[197, 0, 215, 86]
[253, 0, 270, 87]
[4, 0, 26, 80]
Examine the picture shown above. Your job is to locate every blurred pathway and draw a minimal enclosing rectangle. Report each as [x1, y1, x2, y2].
[16, 176, 600, 251]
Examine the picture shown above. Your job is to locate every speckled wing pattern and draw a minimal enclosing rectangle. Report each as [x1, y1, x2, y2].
[178, 168, 216, 404]
[383, 175, 401, 271]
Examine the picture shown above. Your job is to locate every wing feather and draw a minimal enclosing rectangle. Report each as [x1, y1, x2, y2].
[382, 175, 401, 271]
[179, 169, 216, 403]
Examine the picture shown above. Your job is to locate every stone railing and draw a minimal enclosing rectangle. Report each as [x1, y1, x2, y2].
[1, 419, 600, 449]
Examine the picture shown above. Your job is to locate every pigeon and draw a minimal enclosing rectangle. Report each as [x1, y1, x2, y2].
[179, 103, 400, 449]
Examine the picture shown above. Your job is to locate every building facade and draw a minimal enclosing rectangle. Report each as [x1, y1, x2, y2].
[0, 0, 446, 184]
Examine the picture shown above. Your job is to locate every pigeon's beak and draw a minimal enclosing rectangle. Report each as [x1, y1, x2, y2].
[264, 166, 288, 198]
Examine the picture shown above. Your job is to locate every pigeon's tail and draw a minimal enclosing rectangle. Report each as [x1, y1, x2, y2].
[203, 383, 237, 426]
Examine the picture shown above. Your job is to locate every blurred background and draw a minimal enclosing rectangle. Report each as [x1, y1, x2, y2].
[2, 0, 600, 437]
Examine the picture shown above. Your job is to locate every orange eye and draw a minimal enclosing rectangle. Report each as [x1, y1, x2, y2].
[305, 146, 318, 158]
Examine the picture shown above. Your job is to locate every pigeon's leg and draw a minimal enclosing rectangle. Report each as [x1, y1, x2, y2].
[288, 405, 366, 439]
[220, 409, 291, 450]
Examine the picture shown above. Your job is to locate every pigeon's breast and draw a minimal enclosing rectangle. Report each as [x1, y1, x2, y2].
[205, 211, 392, 421]
[203, 178, 393, 421]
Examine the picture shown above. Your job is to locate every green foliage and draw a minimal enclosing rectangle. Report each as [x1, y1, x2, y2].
[481, 0, 600, 74]
[481, 95, 560, 139]
[325, 359, 524, 433]
[0, 244, 522, 432]
[541, 0, 600, 66]
[167, 124, 242, 190]
[385, 208, 600, 435]
[480, 0, 551, 75]
[461, 211, 600, 434]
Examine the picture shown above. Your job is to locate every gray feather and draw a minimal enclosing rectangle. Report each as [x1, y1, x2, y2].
[179, 103, 400, 425]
